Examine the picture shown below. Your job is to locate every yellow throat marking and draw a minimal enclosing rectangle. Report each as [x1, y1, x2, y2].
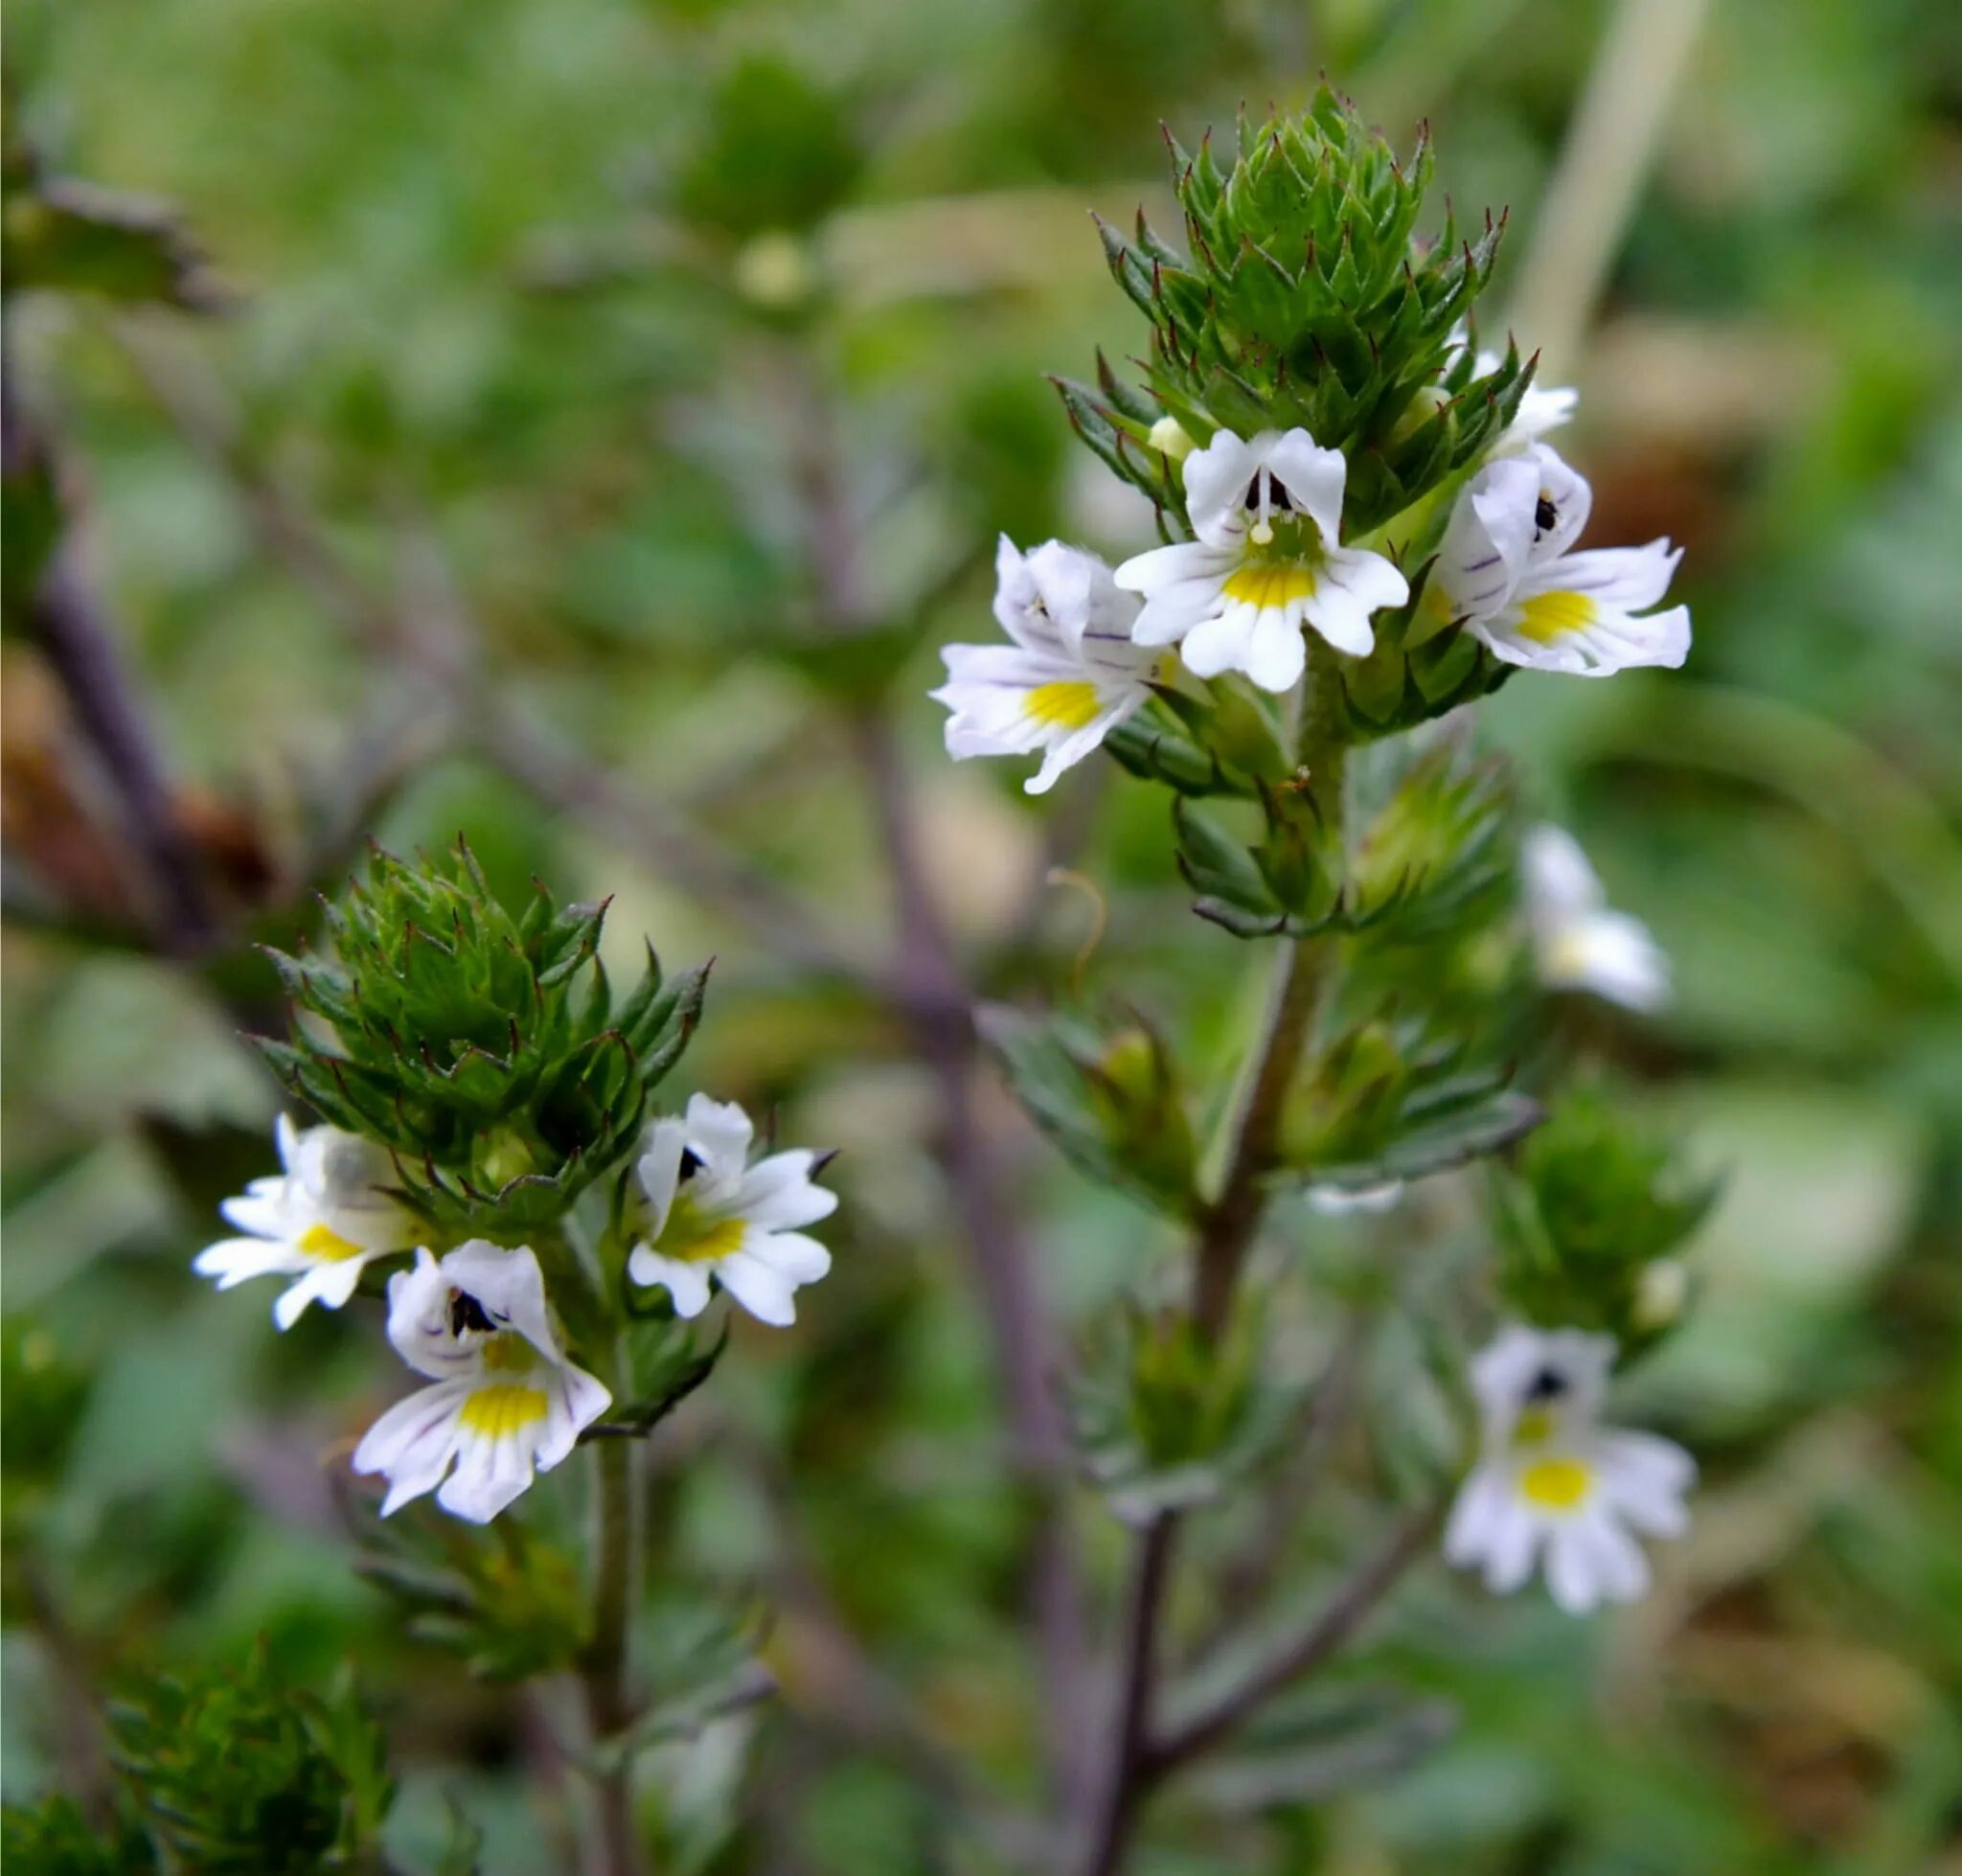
[1514, 1407, 1555, 1445]
[1222, 562, 1317, 610]
[1515, 590, 1597, 644]
[1518, 1455, 1593, 1512]
[297, 1221, 367, 1263]
[479, 1332, 538, 1375]
[663, 1210, 747, 1265]
[1025, 681, 1102, 731]
[458, 1383, 549, 1439]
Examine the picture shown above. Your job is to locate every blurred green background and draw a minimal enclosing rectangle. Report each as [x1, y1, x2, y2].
[5, 0, 1961, 1869]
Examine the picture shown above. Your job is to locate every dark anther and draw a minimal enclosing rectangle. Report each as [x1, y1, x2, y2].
[1244, 474, 1293, 513]
[1534, 494, 1558, 535]
[448, 1290, 494, 1337]
[1524, 1366, 1567, 1403]
[678, 1146, 705, 1183]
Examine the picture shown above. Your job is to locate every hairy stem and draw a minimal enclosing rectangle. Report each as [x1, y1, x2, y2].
[581, 1344, 646, 1876]
[4, 335, 215, 954]
[1150, 1499, 1444, 1774]
[1080, 644, 1354, 1875]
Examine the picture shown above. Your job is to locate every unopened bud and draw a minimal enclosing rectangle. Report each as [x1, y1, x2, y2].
[733, 230, 814, 309]
[1632, 1258, 1689, 1333]
[1148, 416, 1195, 462]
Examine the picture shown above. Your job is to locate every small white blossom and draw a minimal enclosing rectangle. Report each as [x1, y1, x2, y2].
[194, 1115, 418, 1329]
[1306, 1180, 1405, 1216]
[1445, 1325, 1693, 1615]
[1430, 444, 1690, 677]
[628, 1094, 838, 1326]
[932, 538, 1158, 794]
[1115, 427, 1409, 692]
[1524, 824, 1671, 1011]
[353, 1241, 610, 1524]
[1446, 328, 1577, 453]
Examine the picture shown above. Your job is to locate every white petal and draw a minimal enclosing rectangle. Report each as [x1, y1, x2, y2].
[1112, 538, 1223, 597]
[1544, 1519, 1607, 1614]
[534, 1363, 612, 1472]
[714, 1251, 799, 1326]
[1322, 544, 1408, 612]
[1545, 1508, 1652, 1612]
[1526, 539, 1681, 611]
[1480, 1499, 1545, 1595]
[1522, 825, 1605, 918]
[1597, 1430, 1695, 1536]
[1522, 445, 1592, 563]
[1306, 1180, 1405, 1215]
[384, 1248, 458, 1378]
[1180, 429, 1265, 546]
[747, 1229, 833, 1284]
[1435, 455, 1540, 622]
[1577, 1512, 1653, 1604]
[1177, 606, 1258, 680]
[354, 1379, 471, 1514]
[1262, 429, 1348, 543]
[272, 1256, 369, 1331]
[1301, 581, 1378, 659]
[627, 1247, 713, 1317]
[1444, 1465, 1513, 1567]
[440, 1241, 557, 1359]
[991, 535, 1047, 649]
[217, 1191, 287, 1237]
[739, 1151, 841, 1230]
[635, 1118, 688, 1236]
[684, 1094, 755, 1185]
[1543, 908, 1672, 1010]
[1235, 609, 1304, 692]
[1024, 540, 1135, 659]
[194, 1236, 303, 1288]
[1474, 595, 1691, 677]
[1026, 695, 1145, 794]
[438, 1426, 540, 1524]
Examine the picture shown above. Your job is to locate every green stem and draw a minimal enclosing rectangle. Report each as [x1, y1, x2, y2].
[581, 1338, 645, 1876]
[1081, 643, 1349, 1874]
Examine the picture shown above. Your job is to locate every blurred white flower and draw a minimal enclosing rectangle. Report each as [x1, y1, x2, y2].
[1524, 824, 1672, 1011]
[353, 1240, 609, 1524]
[628, 1093, 838, 1326]
[932, 537, 1157, 794]
[1306, 1180, 1405, 1216]
[1446, 328, 1577, 453]
[194, 1115, 417, 1329]
[1445, 1324, 1693, 1614]
[1115, 427, 1408, 692]
[1430, 444, 1689, 677]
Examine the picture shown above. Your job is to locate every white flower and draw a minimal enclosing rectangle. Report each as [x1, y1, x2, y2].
[1447, 329, 1577, 453]
[1114, 427, 1409, 692]
[1445, 1324, 1693, 1615]
[1306, 1179, 1405, 1216]
[352, 1240, 610, 1523]
[193, 1115, 418, 1329]
[1429, 443, 1690, 677]
[628, 1094, 838, 1327]
[1523, 824, 1671, 1011]
[931, 538, 1158, 795]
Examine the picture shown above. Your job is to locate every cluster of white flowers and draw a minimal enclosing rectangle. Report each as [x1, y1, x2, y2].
[935, 358, 1697, 1619]
[195, 1096, 837, 1523]
[1447, 1325, 1694, 1614]
[932, 361, 1688, 795]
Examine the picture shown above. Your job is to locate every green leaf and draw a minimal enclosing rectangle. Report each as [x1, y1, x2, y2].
[979, 1001, 1201, 1219]
[4, 131, 217, 309]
